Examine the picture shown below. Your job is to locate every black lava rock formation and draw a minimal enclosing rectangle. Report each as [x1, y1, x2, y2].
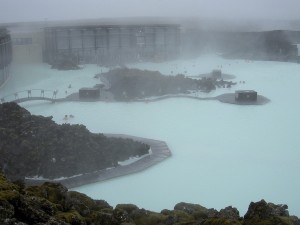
[0, 173, 299, 225]
[0, 102, 149, 181]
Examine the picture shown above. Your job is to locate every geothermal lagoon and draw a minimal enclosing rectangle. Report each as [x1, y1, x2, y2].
[1, 54, 300, 216]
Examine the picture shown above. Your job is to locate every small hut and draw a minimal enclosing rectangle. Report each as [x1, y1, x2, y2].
[79, 88, 100, 99]
[235, 90, 257, 101]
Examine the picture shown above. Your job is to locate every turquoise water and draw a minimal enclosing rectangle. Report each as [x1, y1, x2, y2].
[1, 54, 300, 216]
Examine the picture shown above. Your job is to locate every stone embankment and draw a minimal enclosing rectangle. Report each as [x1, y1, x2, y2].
[217, 93, 270, 105]
[25, 134, 171, 188]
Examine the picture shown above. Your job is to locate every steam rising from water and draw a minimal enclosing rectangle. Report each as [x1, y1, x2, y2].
[1, 0, 300, 31]
[2, 54, 300, 216]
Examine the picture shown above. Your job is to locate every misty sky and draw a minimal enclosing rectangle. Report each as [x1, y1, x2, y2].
[1, 0, 300, 23]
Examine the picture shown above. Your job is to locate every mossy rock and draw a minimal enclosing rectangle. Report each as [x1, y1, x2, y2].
[173, 202, 217, 221]
[115, 204, 139, 214]
[161, 209, 195, 223]
[0, 173, 19, 191]
[174, 202, 208, 214]
[13, 195, 56, 224]
[131, 211, 168, 225]
[86, 211, 118, 225]
[25, 182, 68, 206]
[0, 200, 15, 220]
[113, 207, 131, 223]
[101, 207, 114, 214]
[55, 209, 84, 224]
[202, 218, 242, 225]
[243, 216, 295, 225]
[95, 199, 113, 211]
[65, 191, 106, 217]
[0, 190, 20, 203]
[1, 172, 299, 225]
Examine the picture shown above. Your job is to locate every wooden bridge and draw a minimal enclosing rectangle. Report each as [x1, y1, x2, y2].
[0, 89, 66, 104]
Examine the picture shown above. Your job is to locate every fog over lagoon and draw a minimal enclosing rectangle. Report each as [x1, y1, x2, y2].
[1, 54, 300, 216]
[2, 0, 300, 23]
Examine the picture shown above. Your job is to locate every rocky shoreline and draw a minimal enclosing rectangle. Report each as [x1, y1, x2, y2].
[0, 102, 152, 182]
[1, 172, 299, 225]
[25, 134, 171, 188]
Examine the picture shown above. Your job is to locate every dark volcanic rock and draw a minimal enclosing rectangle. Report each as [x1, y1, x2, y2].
[245, 200, 289, 219]
[219, 206, 240, 220]
[0, 102, 149, 181]
[243, 199, 297, 225]
[102, 68, 236, 101]
[0, 200, 14, 220]
[0, 173, 299, 225]
[244, 199, 274, 220]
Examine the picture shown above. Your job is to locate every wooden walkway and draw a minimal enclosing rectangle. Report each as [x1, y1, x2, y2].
[0, 89, 66, 104]
[25, 134, 172, 188]
[0, 87, 270, 106]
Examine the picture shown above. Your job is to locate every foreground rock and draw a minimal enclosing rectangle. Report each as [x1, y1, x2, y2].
[0, 102, 149, 181]
[0, 173, 299, 225]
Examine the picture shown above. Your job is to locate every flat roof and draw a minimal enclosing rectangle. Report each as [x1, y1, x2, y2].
[79, 87, 100, 91]
[45, 24, 180, 30]
[1, 18, 180, 31]
[235, 90, 257, 93]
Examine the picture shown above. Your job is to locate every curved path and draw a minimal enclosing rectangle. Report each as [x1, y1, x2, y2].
[130, 94, 269, 105]
[1, 86, 270, 106]
[3, 93, 270, 106]
[25, 134, 171, 188]
[135, 94, 216, 102]
[11, 90, 267, 189]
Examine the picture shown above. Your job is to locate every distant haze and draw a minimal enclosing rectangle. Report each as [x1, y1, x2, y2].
[1, 0, 300, 24]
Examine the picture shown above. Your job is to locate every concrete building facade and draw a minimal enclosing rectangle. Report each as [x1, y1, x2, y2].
[10, 28, 44, 64]
[44, 24, 180, 66]
[0, 29, 12, 87]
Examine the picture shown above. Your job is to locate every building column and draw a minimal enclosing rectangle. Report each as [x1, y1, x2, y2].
[68, 29, 71, 54]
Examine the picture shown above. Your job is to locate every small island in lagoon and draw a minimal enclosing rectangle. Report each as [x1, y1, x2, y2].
[95, 67, 269, 105]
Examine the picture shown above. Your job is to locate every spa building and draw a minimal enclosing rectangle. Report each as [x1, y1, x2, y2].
[0, 28, 12, 86]
[44, 23, 180, 65]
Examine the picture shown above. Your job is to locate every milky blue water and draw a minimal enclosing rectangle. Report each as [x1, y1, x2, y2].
[1, 54, 299, 216]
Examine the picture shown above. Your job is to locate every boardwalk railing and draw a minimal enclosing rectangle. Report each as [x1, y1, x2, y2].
[0, 89, 64, 104]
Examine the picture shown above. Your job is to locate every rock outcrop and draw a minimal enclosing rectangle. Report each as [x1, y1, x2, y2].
[1, 173, 299, 225]
[243, 199, 297, 225]
[0, 102, 149, 181]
